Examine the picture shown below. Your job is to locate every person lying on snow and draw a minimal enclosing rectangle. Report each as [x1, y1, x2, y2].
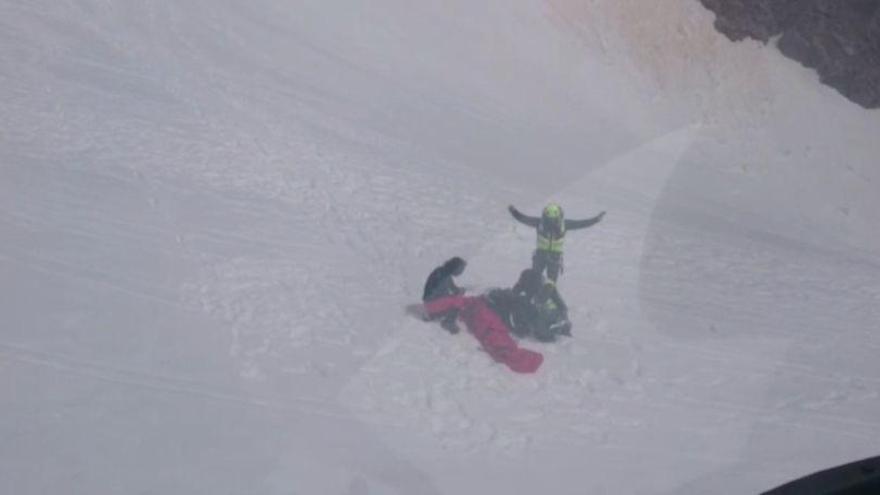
[423, 293, 543, 373]
[532, 281, 571, 342]
[485, 269, 572, 342]
[422, 256, 467, 334]
[513, 267, 543, 300]
[486, 269, 540, 338]
[508, 203, 605, 282]
[483, 288, 530, 337]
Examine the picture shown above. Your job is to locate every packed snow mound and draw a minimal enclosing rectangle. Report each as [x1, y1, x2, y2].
[1, 1, 879, 494]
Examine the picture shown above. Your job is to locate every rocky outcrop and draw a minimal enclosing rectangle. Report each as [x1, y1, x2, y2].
[699, 0, 880, 108]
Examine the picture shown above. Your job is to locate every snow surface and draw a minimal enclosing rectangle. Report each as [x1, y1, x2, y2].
[2, 1, 879, 494]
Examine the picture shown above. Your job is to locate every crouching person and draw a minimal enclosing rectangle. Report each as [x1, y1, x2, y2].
[422, 257, 467, 333]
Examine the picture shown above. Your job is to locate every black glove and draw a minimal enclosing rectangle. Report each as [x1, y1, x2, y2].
[551, 319, 572, 336]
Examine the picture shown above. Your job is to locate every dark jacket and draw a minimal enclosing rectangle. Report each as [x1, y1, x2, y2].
[423, 257, 466, 301]
[513, 268, 543, 301]
[485, 288, 535, 338]
[509, 206, 605, 231]
[536, 283, 568, 318]
[533, 282, 570, 341]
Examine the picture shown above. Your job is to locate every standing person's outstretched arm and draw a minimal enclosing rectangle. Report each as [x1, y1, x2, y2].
[508, 205, 540, 227]
[565, 211, 606, 230]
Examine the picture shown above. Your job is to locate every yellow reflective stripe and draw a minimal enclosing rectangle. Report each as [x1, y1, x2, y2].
[538, 299, 558, 318]
[537, 235, 565, 253]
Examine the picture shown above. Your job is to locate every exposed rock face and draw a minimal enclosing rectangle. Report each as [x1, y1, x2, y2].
[699, 0, 880, 108]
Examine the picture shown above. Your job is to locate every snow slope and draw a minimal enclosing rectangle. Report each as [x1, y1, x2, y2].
[1, 1, 879, 494]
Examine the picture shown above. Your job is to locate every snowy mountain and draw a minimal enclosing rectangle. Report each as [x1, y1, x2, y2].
[2, 1, 879, 494]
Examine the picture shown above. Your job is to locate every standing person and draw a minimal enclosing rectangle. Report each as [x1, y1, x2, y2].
[508, 203, 605, 282]
[422, 257, 467, 333]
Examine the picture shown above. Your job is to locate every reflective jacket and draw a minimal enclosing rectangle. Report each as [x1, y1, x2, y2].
[509, 207, 603, 254]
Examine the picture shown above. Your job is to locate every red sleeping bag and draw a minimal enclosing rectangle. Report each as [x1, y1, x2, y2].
[424, 295, 543, 373]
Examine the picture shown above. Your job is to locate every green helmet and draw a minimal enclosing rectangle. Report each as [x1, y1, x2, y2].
[542, 203, 563, 220]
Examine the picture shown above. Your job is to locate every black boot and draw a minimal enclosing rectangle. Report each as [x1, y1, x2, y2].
[440, 313, 460, 334]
